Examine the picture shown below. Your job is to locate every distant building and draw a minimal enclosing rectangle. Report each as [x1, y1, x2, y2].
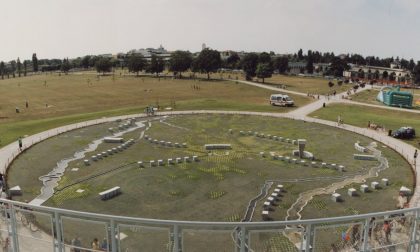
[127, 45, 172, 61]
[343, 63, 412, 84]
[288, 62, 306, 74]
[314, 63, 330, 74]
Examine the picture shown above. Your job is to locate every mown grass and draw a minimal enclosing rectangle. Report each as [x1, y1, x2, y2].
[309, 103, 420, 147]
[0, 72, 312, 147]
[262, 75, 351, 95]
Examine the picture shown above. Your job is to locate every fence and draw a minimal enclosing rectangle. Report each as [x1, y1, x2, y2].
[0, 199, 419, 252]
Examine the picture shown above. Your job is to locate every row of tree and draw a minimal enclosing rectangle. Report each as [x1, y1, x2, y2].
[1, 49, 420, 84]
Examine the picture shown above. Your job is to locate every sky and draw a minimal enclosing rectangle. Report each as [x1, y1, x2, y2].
[1, 0, 420, 62]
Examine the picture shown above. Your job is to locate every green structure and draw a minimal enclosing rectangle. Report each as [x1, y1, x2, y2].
[376, 86, 413, 108]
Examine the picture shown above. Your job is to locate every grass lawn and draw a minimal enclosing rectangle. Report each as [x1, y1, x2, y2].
[0, 72, 312, 147]
[350, 89, 382, 105]
[262, 75, 351, 95]
[351, 88, 420, 109]
[7, 114, 413, 250]
[309, 103, 420, 147]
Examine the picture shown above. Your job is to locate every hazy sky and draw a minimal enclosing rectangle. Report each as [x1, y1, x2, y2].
[2, 0, 420, 62]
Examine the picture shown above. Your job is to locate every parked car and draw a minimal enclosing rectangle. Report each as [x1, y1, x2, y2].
[392, 127, 416, 139]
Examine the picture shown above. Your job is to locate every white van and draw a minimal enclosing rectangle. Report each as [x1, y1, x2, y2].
[270, 94, 294, 107]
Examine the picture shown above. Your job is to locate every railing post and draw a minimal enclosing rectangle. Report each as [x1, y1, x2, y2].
[361, 217, 370, 252]
[239, 226, 248, 252]
[410, 209, 419, 252]
[9, 204, 19, 252]
[54, 211, 63, 252]
[110, 219, 117, 252]
[305, 224, 313, 252]
[172, 225, 181, 252]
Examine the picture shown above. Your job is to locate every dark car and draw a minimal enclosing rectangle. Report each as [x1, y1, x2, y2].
[392, 127, 416, 139]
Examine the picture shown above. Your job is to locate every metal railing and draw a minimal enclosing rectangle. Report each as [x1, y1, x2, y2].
[0, 199, 419, 252]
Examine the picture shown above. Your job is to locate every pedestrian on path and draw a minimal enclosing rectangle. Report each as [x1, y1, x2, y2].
[18, 137, 22, 151]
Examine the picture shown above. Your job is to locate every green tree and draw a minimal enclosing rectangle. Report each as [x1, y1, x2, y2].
[32, 53, 38, 72]
[23, 60, 28, 76]
[169, 50, 193, 78]
[148, 55, 165, 77]
[17, 58, 22, 77]
[382, 71, 388, 80]
[327, 57, 350, 77]
[358, 69, 365, 79]
[414, 61, 420, 84]
[389, 72, 396, 81]
[306, 50, 314, 74]
[61, 58, 71, 74]
[0, 61, 4, 79]
[10, 60, 16, 78]
[258, 52, 272, 65]
[256, 63, 273, 83]
[297, 49, 303, 60]
[95, 57, 112, 75]
[241, 53, 259, 80]
[81, 56, 91, 69]
[195, 48, 221, 80]
[409, 59, 416, 71]
[274, 56, 289, 74]
[89, 56, 99, 68]
[226, 53, 240, 69]
[127, 54, 146, 76]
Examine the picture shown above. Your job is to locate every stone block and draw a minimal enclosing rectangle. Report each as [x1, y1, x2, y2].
[360, 184, 369, 193]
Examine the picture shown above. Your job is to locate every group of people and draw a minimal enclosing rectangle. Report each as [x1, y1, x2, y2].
[191, 84, 201, 90]
[71, 237, 108, 252]
[331, 191, 410, 251]
[306, 93, 320, 99]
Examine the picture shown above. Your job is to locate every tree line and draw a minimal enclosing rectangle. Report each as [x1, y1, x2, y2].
[1, 49, 420, 84]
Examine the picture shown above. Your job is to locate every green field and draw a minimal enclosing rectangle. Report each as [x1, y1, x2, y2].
[0, 73, 313, 148]
[262, 75, 351, 95]
[309, 103, 420, 147]
[351, 88, 420, 109]
[350, 89, 382, 105]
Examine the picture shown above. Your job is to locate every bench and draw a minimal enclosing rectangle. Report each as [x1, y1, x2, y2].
[204, 144, 232, 150]
[354, 142, 367, 153]
[353, 154, 377, 161]
[99, 186, 121, 200]
[104, 137, 123, 143]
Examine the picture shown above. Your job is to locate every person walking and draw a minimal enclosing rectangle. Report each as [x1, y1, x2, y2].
[18, 137, 23, 151]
